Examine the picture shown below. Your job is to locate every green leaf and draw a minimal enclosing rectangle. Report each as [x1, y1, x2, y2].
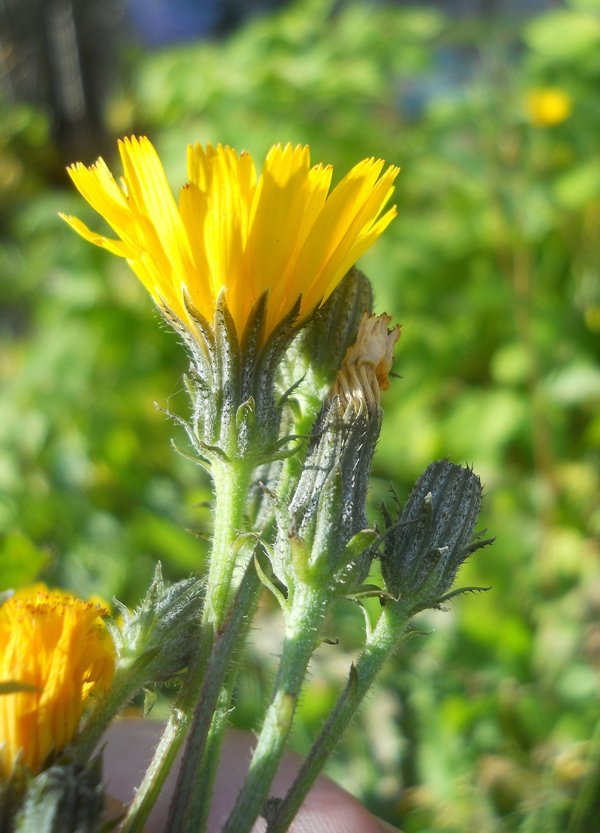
[553, 161, 600, 210]
[0, 533, 48, 590]
[545, 361, 600, 405]
[524, 9, 600, 58]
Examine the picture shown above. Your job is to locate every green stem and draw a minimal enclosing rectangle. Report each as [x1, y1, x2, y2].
[168, 564, 260, 833]
[121, 459, 253, 833]
[205, 460, 257, 627]
[173, 459, 305, 832]
[75, 668, 145, 764]
[266, 602, 411, 833]
[567, 716, 600, 833]
[182, 682, 233, 831]
[118, 618, 213, 833]
[221, 585, 328, 833]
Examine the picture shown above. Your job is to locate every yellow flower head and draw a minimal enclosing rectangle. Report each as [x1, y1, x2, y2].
[526, 88, 572, 127]
[0, 587, 115, 777]
[61, 138, 399, 340]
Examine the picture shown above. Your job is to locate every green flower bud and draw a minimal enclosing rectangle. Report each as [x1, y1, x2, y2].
[296, 267, 373, 393]
[109, 563, 204, 684]
[14, 754, 104, 833]
[381, 460, 492, 606]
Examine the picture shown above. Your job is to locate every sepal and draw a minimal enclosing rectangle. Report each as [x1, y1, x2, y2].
[253, 547, 288, 611]
[0, 763, 26, 833]
[176, 289, 304, 463]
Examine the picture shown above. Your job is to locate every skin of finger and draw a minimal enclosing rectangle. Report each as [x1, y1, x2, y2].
[103, 719, 401, 832]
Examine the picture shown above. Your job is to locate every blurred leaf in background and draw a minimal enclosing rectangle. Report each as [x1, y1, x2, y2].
[1, 1, 599, 831]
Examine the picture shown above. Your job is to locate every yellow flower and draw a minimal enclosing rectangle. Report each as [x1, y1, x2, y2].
[61, 138, 399, 339]
[0, 587, 115, 777]
[526, 88, 572, 127]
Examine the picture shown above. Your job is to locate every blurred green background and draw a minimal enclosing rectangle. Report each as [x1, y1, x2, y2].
[1, 0, 599, 830]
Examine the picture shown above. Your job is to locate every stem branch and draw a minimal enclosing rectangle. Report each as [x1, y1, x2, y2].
[221, 585, 328, 833]
[121, 459, 254, 833]
[267, 602, 411, 833]
[168, 562, 260, 832]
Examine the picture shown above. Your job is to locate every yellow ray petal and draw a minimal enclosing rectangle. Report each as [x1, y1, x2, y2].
[59, 213, 133, 257]
[303, 166, 399, 298]
[295, 159, 388, 279]
[246, 144, 316, 300]
[264, 161, 335, 327]
[66, 158, 130, 228]
[118, 137, 197, 294]
[303, 204, 398, 313]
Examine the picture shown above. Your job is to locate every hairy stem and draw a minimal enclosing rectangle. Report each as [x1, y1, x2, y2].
[169, 566, 260, 833]
[121, 459, 254, 833]
[221, 585, 328, 833]
[267, 601, 411, 833]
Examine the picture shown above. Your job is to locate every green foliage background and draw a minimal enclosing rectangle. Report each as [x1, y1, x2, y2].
[1, 1, 599, 830]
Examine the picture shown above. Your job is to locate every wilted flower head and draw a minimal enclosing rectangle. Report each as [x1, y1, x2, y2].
[62, 137, 399, 341]
[276, 313, 400, 588]
[0, 587, 115, 777]
[330, 312, 400, 416]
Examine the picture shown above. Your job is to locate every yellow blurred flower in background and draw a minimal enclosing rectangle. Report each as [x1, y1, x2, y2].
[526, 88, 572, 127]
[62, 137, 398, 340]
[0, 587, 115, 777]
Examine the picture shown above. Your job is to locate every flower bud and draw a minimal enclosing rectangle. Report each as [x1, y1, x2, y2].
[248, 270, 374, 525]
[381, 460, 490, 605]
[298, 267, 374, 395]
[13, 754, 104, 833]
[277, 313, 400, 590]
[109, 564, 204, 684]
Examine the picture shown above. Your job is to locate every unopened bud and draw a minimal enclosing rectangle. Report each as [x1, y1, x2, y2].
[251, 270, 375, 522]
[301, 268, 374, 395]
[381, 460, 490, 604]
[14, 754, 104, 833]
[110, 564, 203, 683]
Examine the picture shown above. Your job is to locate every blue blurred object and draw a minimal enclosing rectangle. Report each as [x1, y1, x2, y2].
[126, 0, 222, 45]
[125, 0, 289, 46]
